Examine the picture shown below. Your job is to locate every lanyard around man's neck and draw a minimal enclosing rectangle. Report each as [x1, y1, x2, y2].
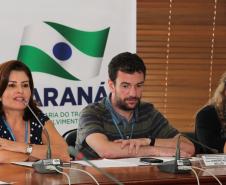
[105, 97, 136, 140]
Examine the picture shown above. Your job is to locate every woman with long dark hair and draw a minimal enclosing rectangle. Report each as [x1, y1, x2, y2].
[0, 60, 70, 162]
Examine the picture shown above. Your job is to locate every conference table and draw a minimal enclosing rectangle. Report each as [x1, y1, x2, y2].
[0, 160, 226, 185]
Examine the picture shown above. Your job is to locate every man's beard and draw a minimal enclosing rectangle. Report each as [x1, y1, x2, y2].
[115, 96, 140, 111]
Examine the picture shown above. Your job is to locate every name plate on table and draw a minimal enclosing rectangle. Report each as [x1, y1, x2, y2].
[202, 154, 226, 167]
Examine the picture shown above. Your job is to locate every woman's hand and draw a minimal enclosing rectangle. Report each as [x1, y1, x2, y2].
[0, 139, 29, 163]
[0, 138, 26, 153]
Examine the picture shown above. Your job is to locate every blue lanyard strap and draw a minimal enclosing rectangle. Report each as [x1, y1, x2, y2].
[105, 97, 136, 140]
[24, 121, 29, 143]
[2, 117, 29, 143]
[112, 117, 125, 139]
[112, 116, 135, 140]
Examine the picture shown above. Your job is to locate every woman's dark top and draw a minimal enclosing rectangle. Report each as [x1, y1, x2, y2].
[0, 112, 49, 144]
[195, 105, 225, 153]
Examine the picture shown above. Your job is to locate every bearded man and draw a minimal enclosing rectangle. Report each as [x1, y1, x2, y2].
[75, 52, 195, 159]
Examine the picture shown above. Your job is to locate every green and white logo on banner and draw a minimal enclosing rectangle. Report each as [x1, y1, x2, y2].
[17, 22, 110, 81]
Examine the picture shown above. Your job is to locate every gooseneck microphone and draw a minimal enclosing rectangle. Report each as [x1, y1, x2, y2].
[24, 100, 51, 159]
[158, 134, 192, 174]
[158, 133, 219, 174]
[68, 147, 124, 185]
[77, 153, 124, 185]
[23, 100, 62, 173]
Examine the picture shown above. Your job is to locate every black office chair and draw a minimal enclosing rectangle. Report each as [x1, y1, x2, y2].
[63, 129, 77, 159]
[63, 129, 77, 147]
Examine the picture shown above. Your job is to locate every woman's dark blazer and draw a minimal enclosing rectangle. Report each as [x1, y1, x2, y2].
[195, 105, 224, 154]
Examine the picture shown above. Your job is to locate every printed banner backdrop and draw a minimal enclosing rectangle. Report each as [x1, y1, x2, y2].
[0, 0, 136, 135]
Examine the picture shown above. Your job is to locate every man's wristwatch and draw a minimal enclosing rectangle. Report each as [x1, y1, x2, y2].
[26, 144, 33, 155]
[149, 137, 156, 146]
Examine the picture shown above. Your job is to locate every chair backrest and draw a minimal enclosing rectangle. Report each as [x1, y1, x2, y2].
[181, 132, 202, 154]
[63, 129, 77, 147]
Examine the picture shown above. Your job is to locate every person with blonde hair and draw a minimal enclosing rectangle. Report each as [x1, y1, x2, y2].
[195, 72, 226, 153]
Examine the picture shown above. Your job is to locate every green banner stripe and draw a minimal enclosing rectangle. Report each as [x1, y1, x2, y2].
[17, 45, 80, 81]
[45, 21, 110, 58]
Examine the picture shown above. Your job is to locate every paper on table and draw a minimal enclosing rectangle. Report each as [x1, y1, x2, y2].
[11, 161, 33, 167]
[201, 154, 226, 166]
[72, 157, 170, 167]
[0, 180, 14, 184]
[71, 157, 201, 168]
[11, 157, 201, 169]
[72, 158, 139, 168]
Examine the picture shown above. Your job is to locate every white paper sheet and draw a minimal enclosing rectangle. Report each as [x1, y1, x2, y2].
[72, 158, 138, 167]
[11, 162, 33, 167]
[0, 180, 14, 184]
[11, 157, 201, 168]
[71, 157, 200, 168]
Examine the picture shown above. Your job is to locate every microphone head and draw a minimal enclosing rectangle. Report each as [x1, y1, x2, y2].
[210, 148, 219, 154]
[76, 152, 85, 160]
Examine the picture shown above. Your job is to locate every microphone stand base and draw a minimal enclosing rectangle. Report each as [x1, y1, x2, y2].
[32, 159, 62, 174]
[158, 160, 191, 174]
